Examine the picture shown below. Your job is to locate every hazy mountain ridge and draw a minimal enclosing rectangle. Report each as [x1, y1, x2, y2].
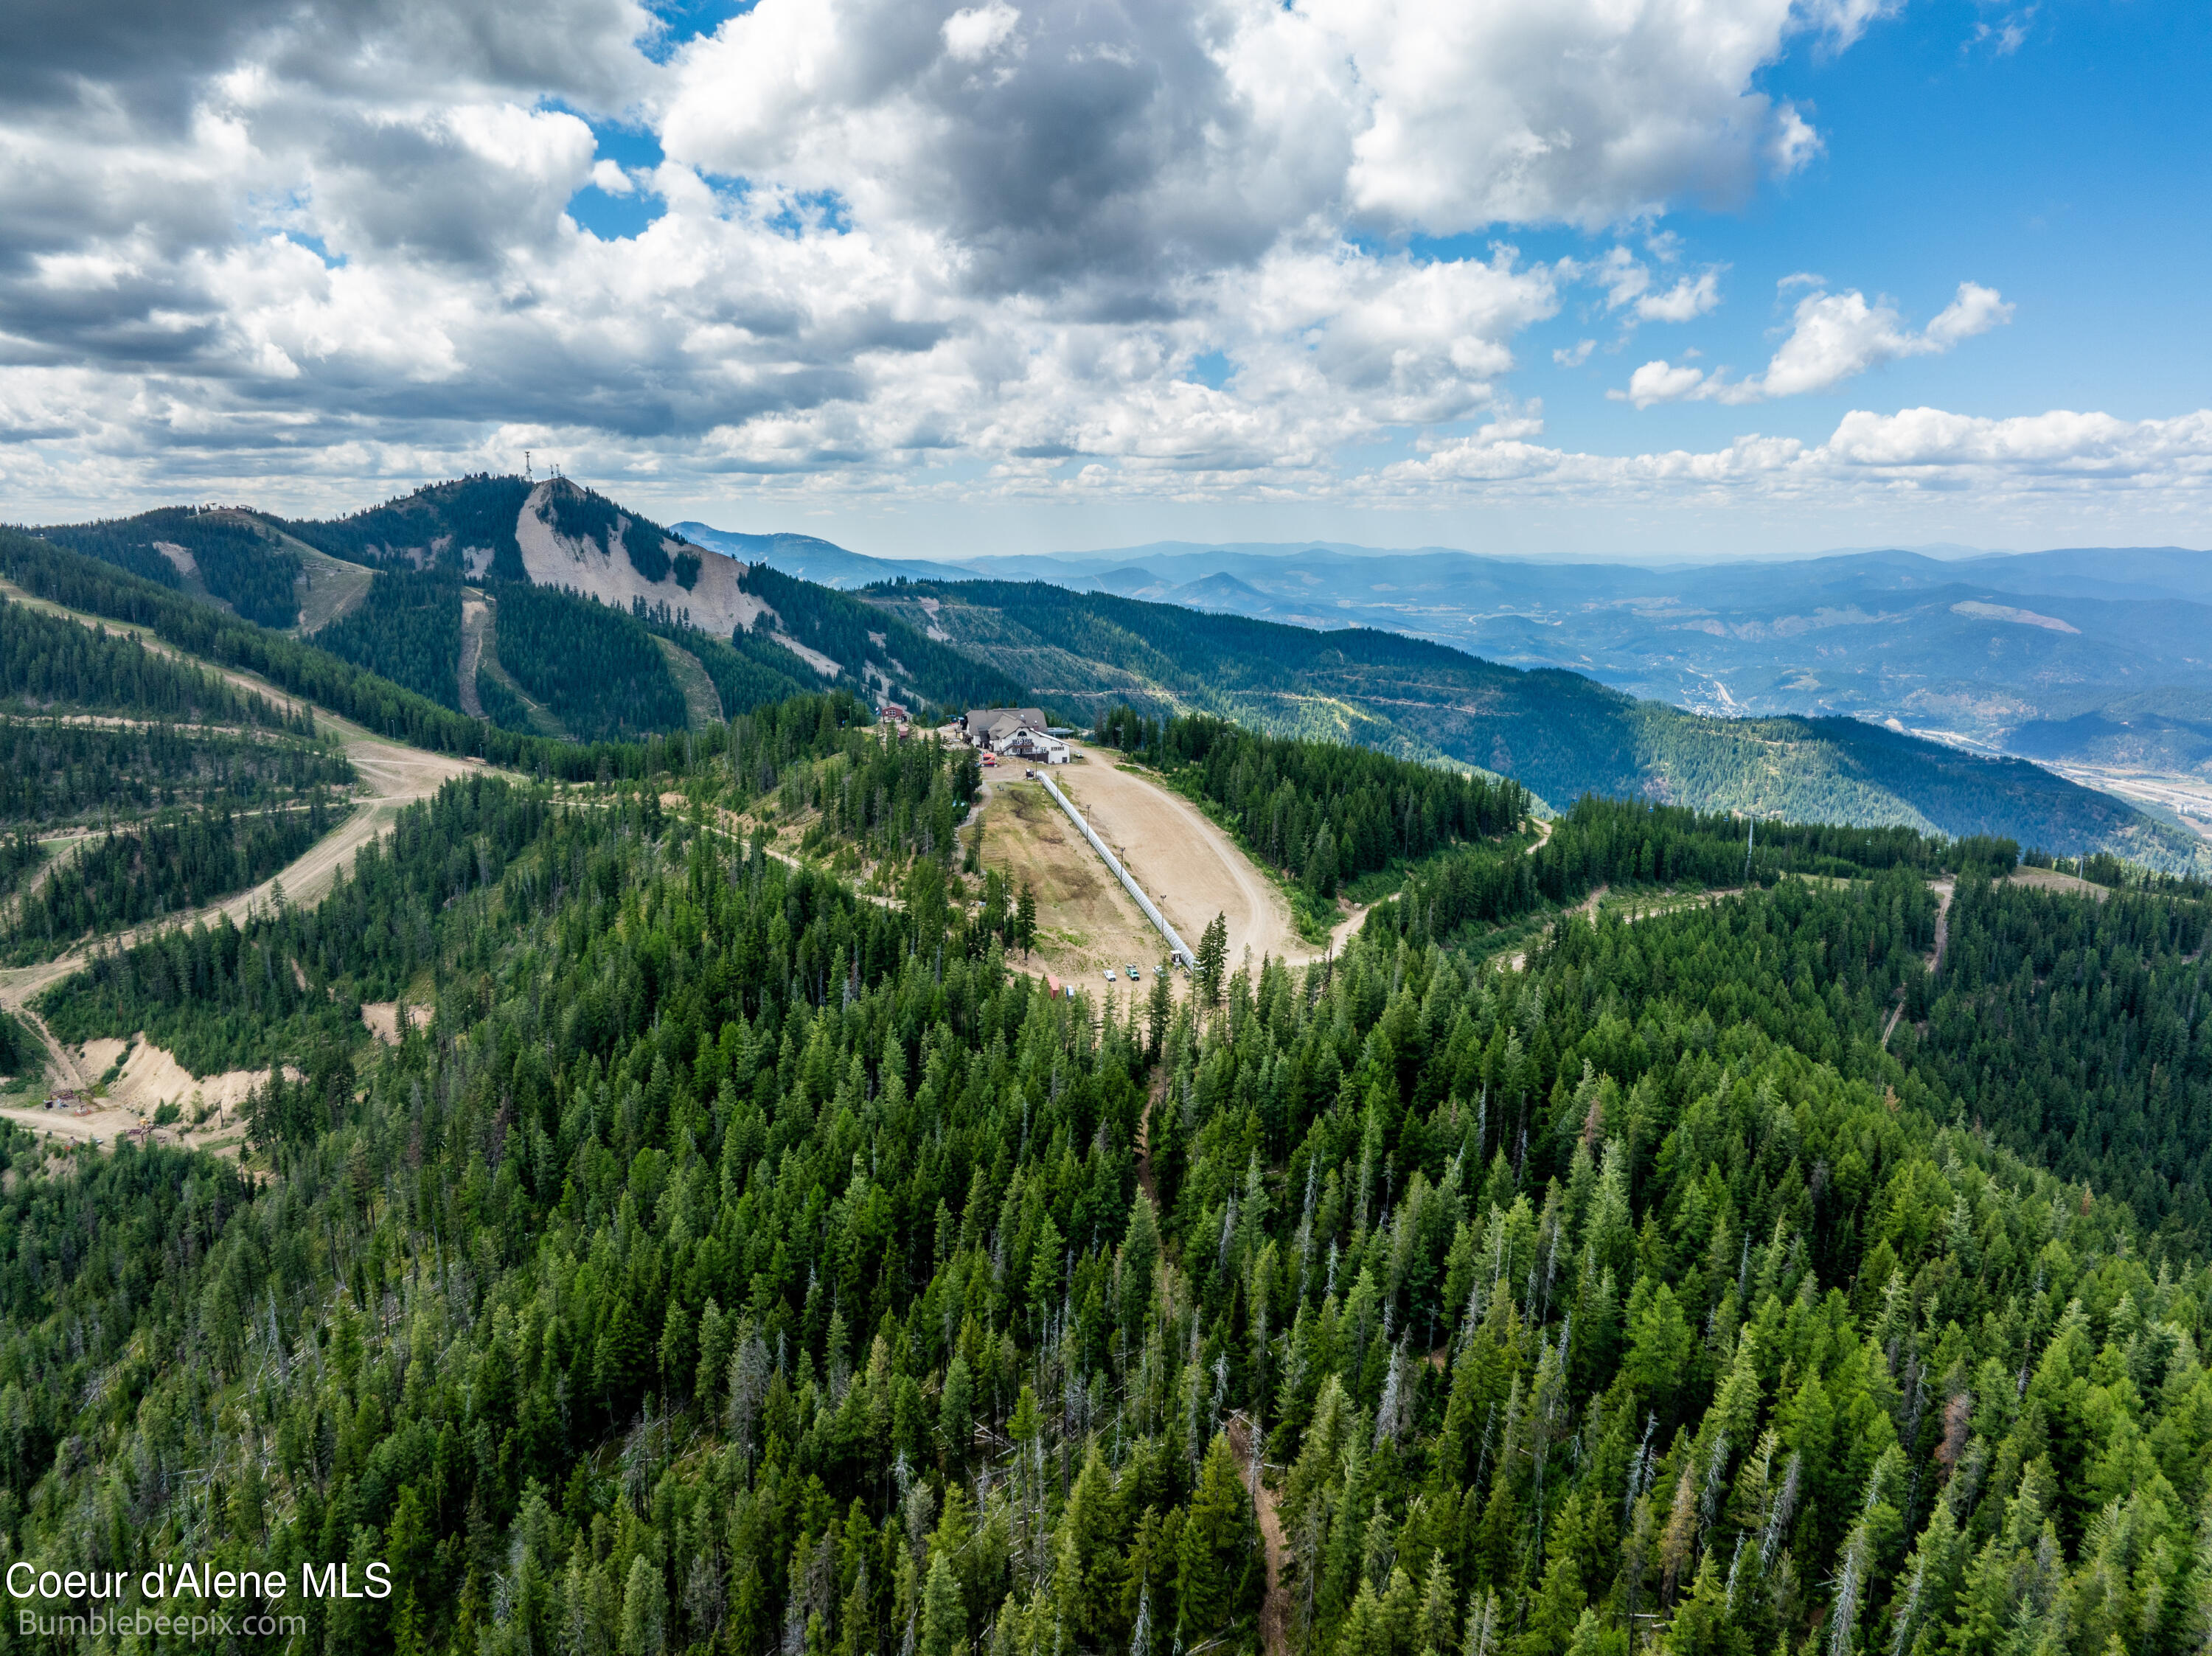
[674, 521, 980, 587]
[27, 483, 2207, 868]
[857, 577, 2208, 869]
[939, 538, 2212, 779]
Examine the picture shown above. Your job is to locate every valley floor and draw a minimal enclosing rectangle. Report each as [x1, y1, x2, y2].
[2042, 757, 2212, 841]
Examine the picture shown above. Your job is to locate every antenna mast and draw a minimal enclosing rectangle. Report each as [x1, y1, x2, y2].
[525, 450, 532, 481]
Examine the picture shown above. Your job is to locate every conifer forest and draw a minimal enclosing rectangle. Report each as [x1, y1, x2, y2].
[0, 534, 2208, 1656]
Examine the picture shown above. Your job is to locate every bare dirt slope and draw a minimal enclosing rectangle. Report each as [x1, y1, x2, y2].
[515, 481, 770, 636]
[459, 590, 491, 717]
[1053, 745, 1304, 966]
[977, 777, 1164, 988]
[361, 1002, 435, 1044]
[1, 1034, 273, 1156]
[654, 635, 726, 728]
[290, 543, 376, 634]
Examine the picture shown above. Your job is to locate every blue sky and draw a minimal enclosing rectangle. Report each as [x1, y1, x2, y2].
[1531, 0, 2212, 451]
[1, 0, 2206, 560]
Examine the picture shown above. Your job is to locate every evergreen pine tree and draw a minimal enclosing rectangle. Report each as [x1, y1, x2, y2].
[1197, 911, 1229, 1006]
[1178, 1433, 1262, 1638]
[920, 1553, 965, 1656]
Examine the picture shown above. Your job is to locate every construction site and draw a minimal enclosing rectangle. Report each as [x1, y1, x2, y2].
[971, 740, 1311, 996]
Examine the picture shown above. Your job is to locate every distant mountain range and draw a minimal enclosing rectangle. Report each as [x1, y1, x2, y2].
[679, 523, 2212, 810]
[855, 577, 2205, 869]
[24, 483, 2209, 870]
[674, 523, 980, 588]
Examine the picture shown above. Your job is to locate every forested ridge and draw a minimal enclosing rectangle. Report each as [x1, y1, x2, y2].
[36, 507, 305, 627]
[317, 570, 466, 711]
[1, 596, 302, 727]
[863, 580, 2206, 872]
[0, 683, 2206, 1656]
[0, 585, 359, 967]
[0, 529, 540, 762]
[1901, 876, 2212, 1251]
[1095, 707, 1529, 901]
[632, 599, 824, 716]
[291, 476, 535, 577]
[0, 720, 352, 827]
[748, 563, 1034, 714]
[0, 529, 762, 783]
[495, 584, 690, 741]
[27, 479, 2199, 867]
[236, 543, 872, 743]
[4, 793, 341, 963]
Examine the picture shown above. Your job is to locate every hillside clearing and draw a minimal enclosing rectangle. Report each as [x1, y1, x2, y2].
[654, 633, 726, 727]
[974, 776, 1164, 988]
[291, 542, 376, 634]
[457, 588, 491, 716]
[1051, 744, 1306, 966]
[2008, 865, 2113, 899]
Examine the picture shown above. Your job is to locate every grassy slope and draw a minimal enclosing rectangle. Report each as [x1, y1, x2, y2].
[653, 634, 726, 728]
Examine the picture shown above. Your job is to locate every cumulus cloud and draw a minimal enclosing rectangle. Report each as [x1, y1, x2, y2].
[1317, 0, 1830, 229]
[1634, 271, 1723, 323]
[0, 0, 2180, 533]
[1580, 247, 1723, 329]
[941, 3, 1020, 62]
[1375, 405, 2212, 506]
[1618, 280, 2014, 406]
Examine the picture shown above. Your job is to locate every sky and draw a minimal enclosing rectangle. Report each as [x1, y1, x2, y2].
[1, 0, 2207, 562]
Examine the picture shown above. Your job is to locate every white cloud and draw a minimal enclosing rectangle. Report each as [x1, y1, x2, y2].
[1921, 282, 2012, 348]
[1374, 404, 2212, 506]
[1767, 102, 1823, 173]
[0, 0, 2149, 537]
[1635, 270, 1722, 322]
[1312, 0, 1826, 231]
[1792, 0, 1902, 52]
[1972, 11, 2034, 55]
[1617, 360, 1713, 407]
[942, 3, 1020, 62]
[1622, 279, 2014, 405]
[1583, 248, 1722, 325]
[1595, 248, 1651, 310]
